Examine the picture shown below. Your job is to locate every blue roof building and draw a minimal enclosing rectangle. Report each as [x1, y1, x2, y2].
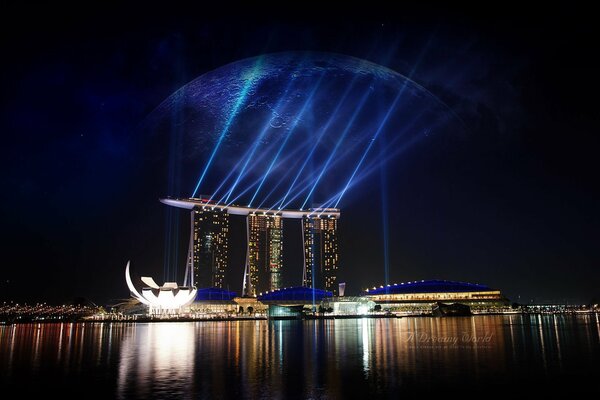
[194, 287, 237, 302]
[363, 279, 506, 307]
[364, 280, 493, 295]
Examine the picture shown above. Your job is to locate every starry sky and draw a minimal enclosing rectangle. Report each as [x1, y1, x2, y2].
[1, 4, 598, 305]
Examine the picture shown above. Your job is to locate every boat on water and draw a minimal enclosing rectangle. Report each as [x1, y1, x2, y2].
[432, 302, 472, 317]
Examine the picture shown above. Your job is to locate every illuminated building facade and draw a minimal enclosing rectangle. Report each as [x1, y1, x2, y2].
[303, 211, 339, 295]
[246, 213, 283, 297]
[362, 280, 508, 311]
[160, 198, 340, 297]
[125, 262, 197, 315]
[188, 206, 229, 288]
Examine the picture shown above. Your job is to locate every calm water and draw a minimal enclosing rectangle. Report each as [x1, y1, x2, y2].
[1, 315, 599, 398]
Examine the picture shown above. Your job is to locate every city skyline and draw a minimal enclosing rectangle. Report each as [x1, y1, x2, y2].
[1, 5, 598, 305]
[2, 5, 600, 399]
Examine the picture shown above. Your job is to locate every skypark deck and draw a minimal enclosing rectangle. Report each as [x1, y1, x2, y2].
[160, 197, 340, 219]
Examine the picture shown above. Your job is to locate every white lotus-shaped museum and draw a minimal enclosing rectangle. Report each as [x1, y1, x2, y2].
[125, 261, 197, 314]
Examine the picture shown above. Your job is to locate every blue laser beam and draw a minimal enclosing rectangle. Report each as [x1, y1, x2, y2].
[379, 132, 390, 288]
[331, 104, 440, 209]
[316, 137, 418, 212]
[313, 111, 454, 215]
[191, 58, 264, 197]
[224, 140, 312, 207]
[314, 131, 426, 213]
[333, 89, 403, 208]
[277, 69, 368, 210]
[248, 73, 327, 207]
[222, 64, 306, 205]
[209, 140, 280, 201]
[223, 134, 317, 207]
[332, 36, 438, 209]
[301, 86, 373, 210]
[272, 134, 368, 211]
[164, 84, 186, 281]
[273, 50, 404, 210]
[253, 142, 312, 210]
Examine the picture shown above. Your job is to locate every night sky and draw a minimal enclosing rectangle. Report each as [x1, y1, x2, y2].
[1, 4, 598, 305]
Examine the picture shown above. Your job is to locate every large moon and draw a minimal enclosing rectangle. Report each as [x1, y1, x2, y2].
[146, 51, 453, 209]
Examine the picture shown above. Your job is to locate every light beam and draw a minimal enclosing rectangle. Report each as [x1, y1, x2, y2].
[248, 72, 326, 207]
[221, 62, 305, 204]
[301, 86, 373, 210]
[191, 58, 264, 197]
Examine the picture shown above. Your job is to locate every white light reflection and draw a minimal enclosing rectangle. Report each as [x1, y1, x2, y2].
[553, 315, 562, 368]
[117, 323, 196, 399]
[538, 315, 547, 371]
[278, 321, 283, 368]
[361, 319, 370, 377]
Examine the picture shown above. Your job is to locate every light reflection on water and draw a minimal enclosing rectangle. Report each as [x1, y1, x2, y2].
[1, 315, 599, 398]
[117, 323, 196, 399]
